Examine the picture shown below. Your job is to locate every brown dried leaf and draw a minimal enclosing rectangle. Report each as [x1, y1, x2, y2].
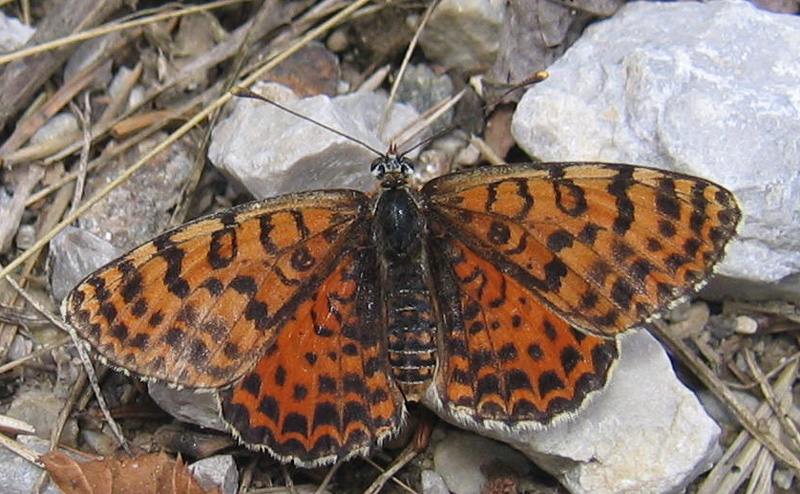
[40, 451, 223, 494]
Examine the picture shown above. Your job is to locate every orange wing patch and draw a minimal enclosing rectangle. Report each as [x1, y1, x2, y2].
[64, 190, 369, 388]
[218, 244, 405, 466]
[425, 234, 617, 429]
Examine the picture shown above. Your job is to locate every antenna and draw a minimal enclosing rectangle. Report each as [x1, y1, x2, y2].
[398, 71, 551, 159]
[231, 86, 386, 157]
[232, 71, 551, 165]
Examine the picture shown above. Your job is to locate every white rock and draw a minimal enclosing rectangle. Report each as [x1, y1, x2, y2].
[0, 13, 34, 52]
[209, 83, 422, 199]
[527, 331, 720, 494]
[418, 0, 505, 74]
[667, 302, 711, 339]
[433, 431, 531, 494]
[511, 0, 800, 295]
[189, 455, 239, 494]
[108, 66, 137, 103]
[432, 331, 720, 494]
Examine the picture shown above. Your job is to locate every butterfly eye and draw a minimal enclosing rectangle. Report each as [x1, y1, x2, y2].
[399, 157, 415, 177]
[370, 157, 388, 179]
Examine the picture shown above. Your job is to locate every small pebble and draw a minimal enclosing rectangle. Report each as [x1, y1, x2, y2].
[733, 315, 759, 334]
[326, 27, 349, 52]
[773, 467, 796, 490]
[29, 113, 78, 145]
[15, 224, 35, 250]
[189, 455, 239, 494]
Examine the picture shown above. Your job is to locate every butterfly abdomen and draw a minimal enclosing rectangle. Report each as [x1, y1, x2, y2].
[383, 262, 438, 397]
[374, 185, 438, 398]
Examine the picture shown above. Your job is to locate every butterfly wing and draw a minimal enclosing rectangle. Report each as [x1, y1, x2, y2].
[421, 162, 740, 428]
[64, 190, 371, 389]
[218, 230, 406, 466]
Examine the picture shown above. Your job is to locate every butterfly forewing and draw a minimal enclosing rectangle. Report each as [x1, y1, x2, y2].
[219, 228, 406, 467]
[422, 163, 741, 337]
[64, 190, 370, 388]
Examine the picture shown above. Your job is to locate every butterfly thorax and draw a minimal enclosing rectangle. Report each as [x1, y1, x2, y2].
[373, 179, 438, 400]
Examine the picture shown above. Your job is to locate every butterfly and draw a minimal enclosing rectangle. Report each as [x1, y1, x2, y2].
[63, 153, 740, 467]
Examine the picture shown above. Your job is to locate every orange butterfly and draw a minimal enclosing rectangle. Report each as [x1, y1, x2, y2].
[64, 153, 740, 467]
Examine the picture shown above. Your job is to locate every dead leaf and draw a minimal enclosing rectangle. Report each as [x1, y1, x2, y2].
[40, 451, 223, 494]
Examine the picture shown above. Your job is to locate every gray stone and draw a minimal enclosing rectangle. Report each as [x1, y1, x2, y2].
[147, 382, 227, 432]
[0, 436, 63, 494]
[418, 0, 505, 74]
[511, 0, 800, 297]
[421, 470, 451, 494]
[189, 455, 239, 494]
[76, 132, 195, 251]
[209, 82, 422, 198]
[433, 431, 531, 494]
[394, 64, 455, 131]
[519, 331, 720, 494]
[49, 226, 122, 302]
[29, 113, 78, 145]
[7, 390, 79, 447]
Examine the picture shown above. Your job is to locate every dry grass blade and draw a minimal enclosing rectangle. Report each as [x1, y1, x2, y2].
[0, 414, 36, 436]
[650, 320, 800, 475]
[744, 349, 800, 453]
[0, 0, 251, 66]
[0, 335, 71, 375]
[3, 272, 128, 451]
[0, 32, 132, 157]
[0, 0, 122, 128]
[0, 431, 40, 465]
[697, 359, 798, 494]
[392, 89, 466, 152]
[363, 445, 420, 494]
[379, 0, 441, 138]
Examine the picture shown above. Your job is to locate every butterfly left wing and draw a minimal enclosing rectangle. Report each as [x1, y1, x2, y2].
[218, 225, 406, 467]
[63, 190, 371, 389]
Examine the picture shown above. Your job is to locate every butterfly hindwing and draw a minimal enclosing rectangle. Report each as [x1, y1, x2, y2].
[218, 224, 406, 466]
[64, 190, 370, 388]
[424, 226, 618, 429]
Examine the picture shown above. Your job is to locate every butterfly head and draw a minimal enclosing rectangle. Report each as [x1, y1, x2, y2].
[370, 154, 415, 188]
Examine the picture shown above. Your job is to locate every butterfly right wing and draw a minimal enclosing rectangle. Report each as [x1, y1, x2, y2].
[63, 190, 371, 389]
[419, 162, 739, 430]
